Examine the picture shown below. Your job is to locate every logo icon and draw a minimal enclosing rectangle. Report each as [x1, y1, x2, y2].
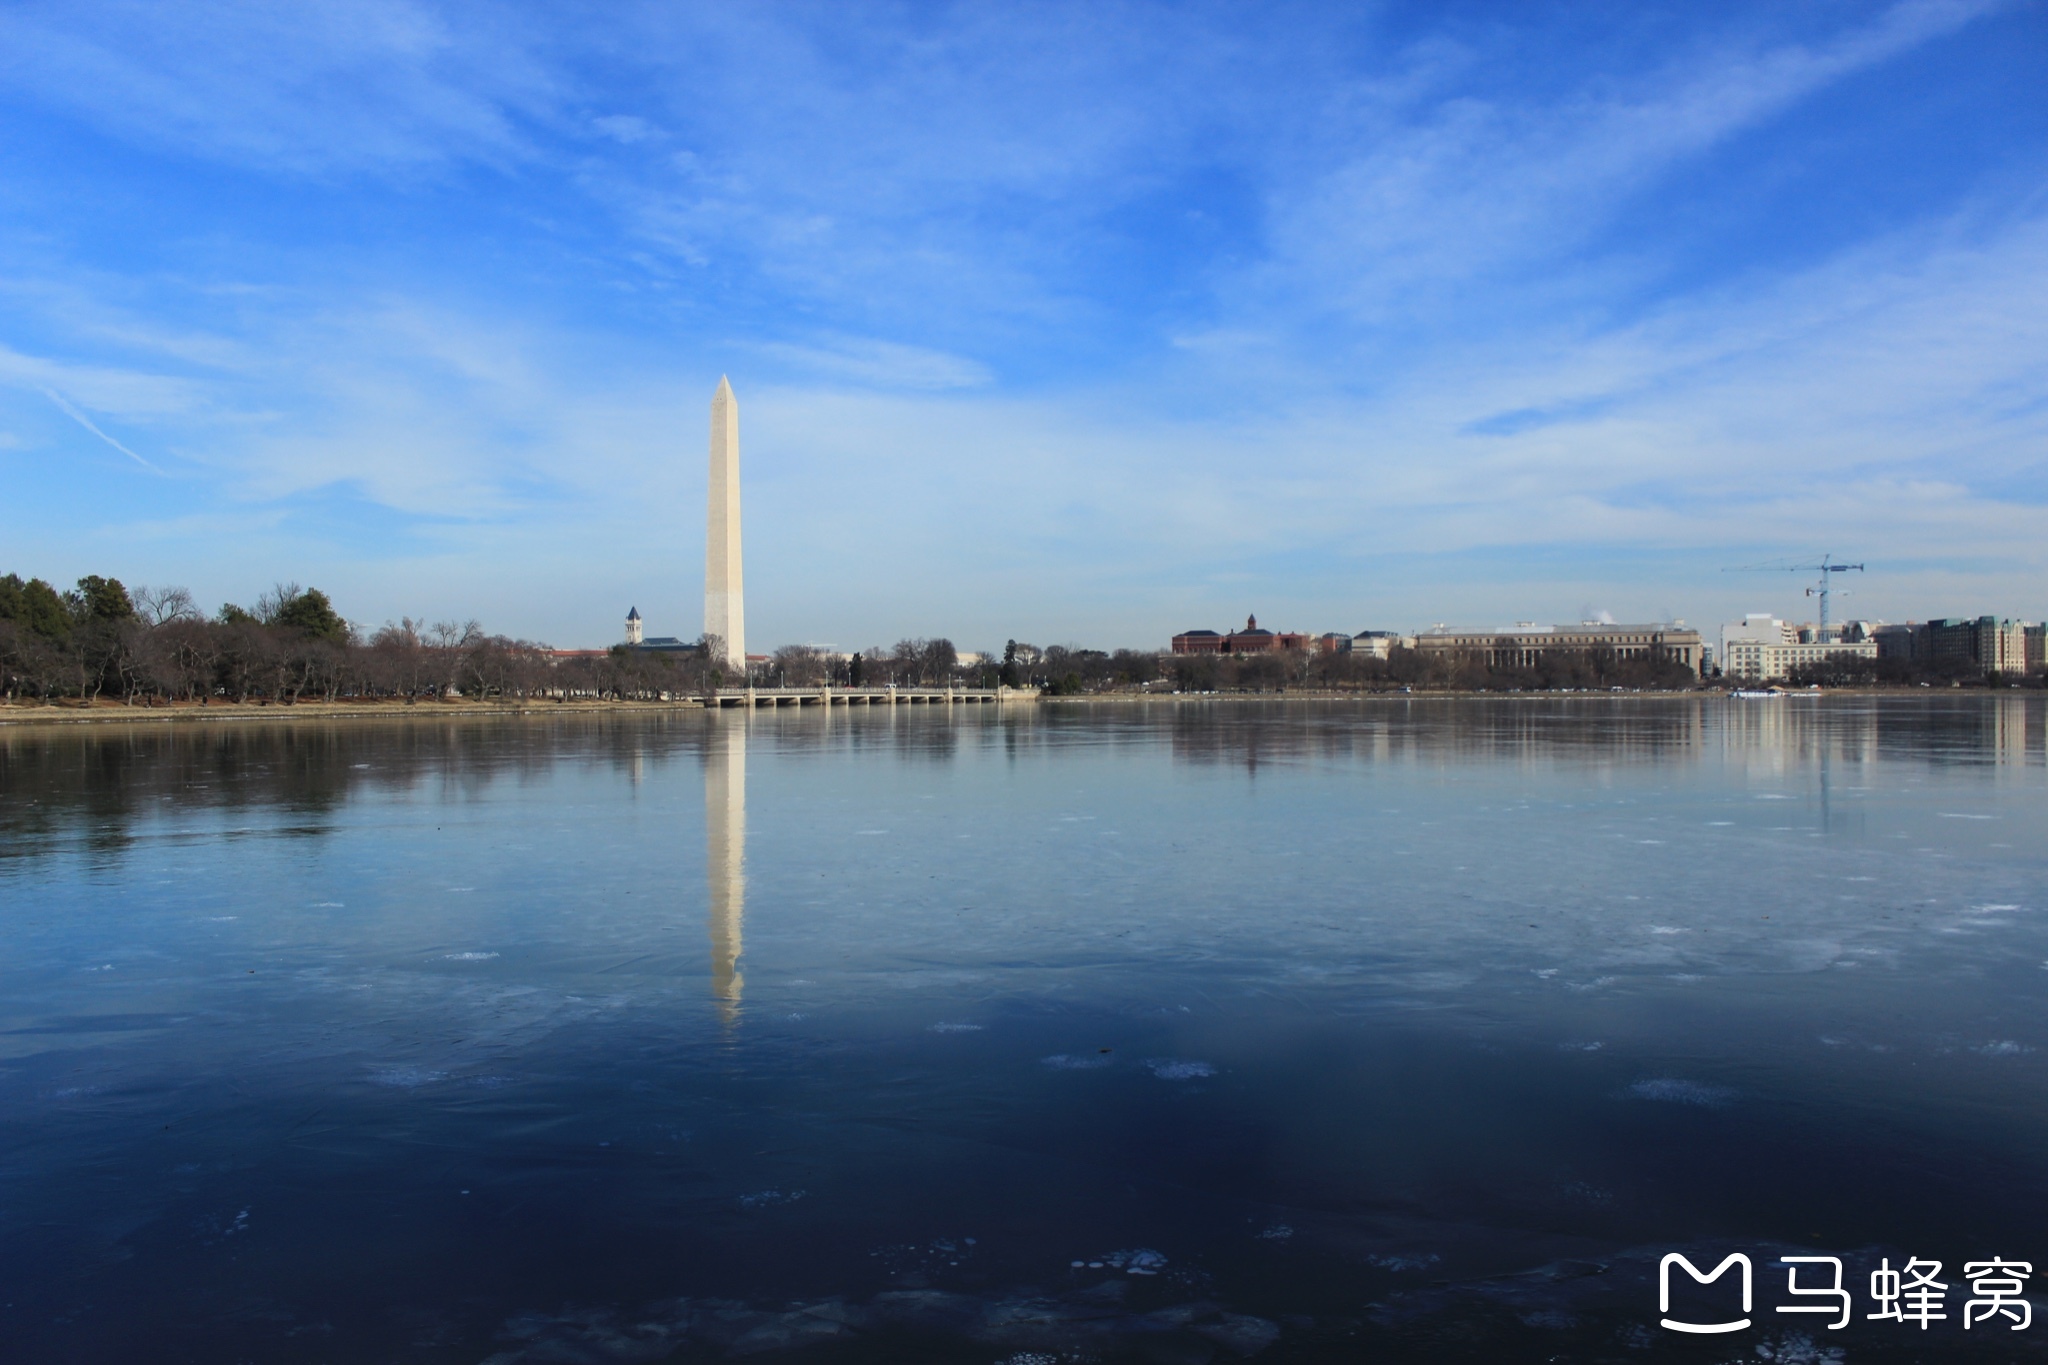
[1661, 1253, 1752, 1334]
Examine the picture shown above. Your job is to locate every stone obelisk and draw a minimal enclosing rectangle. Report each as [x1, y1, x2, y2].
[705, 376, 745, 674]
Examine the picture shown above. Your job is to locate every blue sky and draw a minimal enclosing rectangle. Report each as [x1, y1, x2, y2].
[1, 0, 2044, 650]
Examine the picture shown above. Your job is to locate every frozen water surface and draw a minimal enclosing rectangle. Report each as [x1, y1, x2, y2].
[3, 697, 2048, 1362]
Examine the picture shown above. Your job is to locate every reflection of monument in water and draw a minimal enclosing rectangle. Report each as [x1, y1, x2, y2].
[705, 717, 746, 1025]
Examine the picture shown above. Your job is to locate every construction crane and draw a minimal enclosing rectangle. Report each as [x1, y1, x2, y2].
[1721, 554, 1865, 638]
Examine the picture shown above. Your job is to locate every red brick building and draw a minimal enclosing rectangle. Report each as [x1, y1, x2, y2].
[1172, 615, 1311, 655]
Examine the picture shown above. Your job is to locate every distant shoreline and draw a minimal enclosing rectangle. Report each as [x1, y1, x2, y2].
[0, 698, 713, 727]
[3, 687, 2012, 728]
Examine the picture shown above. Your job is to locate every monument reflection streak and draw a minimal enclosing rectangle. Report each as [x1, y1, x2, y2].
[705, 714, 746, 1025]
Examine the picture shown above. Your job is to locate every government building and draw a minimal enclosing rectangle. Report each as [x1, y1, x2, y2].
[1409, 622, 1703, 674]
[1172, 615, 1312, 654]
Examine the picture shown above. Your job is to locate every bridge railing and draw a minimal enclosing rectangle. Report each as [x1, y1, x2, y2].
[703, 686, 1035, 708]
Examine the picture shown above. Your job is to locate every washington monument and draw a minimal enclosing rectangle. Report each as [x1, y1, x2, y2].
[705, 376, 745, 673]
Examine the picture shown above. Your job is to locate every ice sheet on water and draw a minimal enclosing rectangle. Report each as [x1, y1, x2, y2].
[1974, 1040, 2030, 1056]
[1040, 1054, 1112, 1070]
[928, 1022, 982, 1033]
[1753, 1333, 1847, 1364]
[443, 952, 499, 961]
[738, 1189, 807, 1208]
[1368, 1252, 1441, 1271]
[482, 1284, 1281, 1362]
[869, 1237, 979, 1275]
[193, 1206, 251, 1244]
[1146, 1059, 1215, 1080]
[1095, 1248, 1168, 1274]
[367, 1066, 447, 1088]
[1626, 1078, 1736, 1107]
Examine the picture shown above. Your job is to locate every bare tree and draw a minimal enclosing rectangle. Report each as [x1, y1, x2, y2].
[132, 585, 199, 627]
[771, 644, 833, 686]
[0, 619, 64, 702]
[254, 582, 304, 625]
[425, 620, 482, 695]
[369, 618, 436, 699]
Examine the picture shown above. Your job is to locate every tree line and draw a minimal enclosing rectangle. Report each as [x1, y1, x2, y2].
[1780, 652, 2043, 689]
[0, 573, 727, 705]
[1014, 640, 1700, 694]
[0, 575, 1031, 705]
[16, 569, 2016, 707]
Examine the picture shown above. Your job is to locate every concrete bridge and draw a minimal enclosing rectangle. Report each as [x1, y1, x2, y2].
[704, 686, 1034, 708]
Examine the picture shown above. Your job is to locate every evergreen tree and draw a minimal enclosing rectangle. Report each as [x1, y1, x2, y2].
[273, 587, 349, 642]
[67, 575, 135, 625]
[0, 574, 73, 640]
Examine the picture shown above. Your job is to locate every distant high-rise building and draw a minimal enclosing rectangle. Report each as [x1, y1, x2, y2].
[624, 605, 643, 646]
[1875, 617, 2039, 674]
[705, 376, 746, 674]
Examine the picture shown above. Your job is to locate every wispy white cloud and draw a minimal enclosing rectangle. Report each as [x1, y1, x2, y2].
[0, 0, 558, 176]
[0, 342, 207, 416]
[749, 336, 992, 392]
[590, 114, 658, 146]
[1253, 0, 2003, 326]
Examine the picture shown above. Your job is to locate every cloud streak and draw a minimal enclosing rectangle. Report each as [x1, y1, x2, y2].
[37, 386, 162, 473]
